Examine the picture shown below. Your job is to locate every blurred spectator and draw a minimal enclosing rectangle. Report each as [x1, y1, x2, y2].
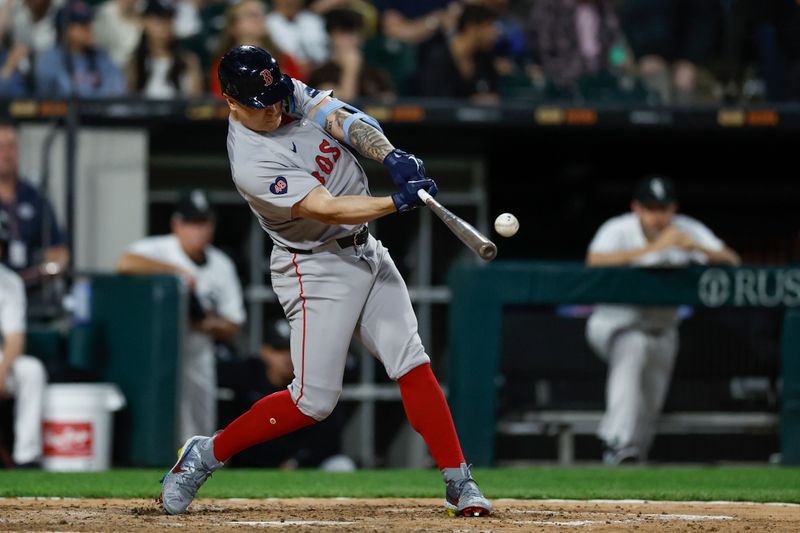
[0, 122, 69, 285]
[0, 211, 47, 469]
[411, 3, 499, 103]
[483, 0, 527, 75]
[171, 0, 228, 73]
[308, 0, 378, 37]
[377, 0, 460, 47]
[308, 9, 393, 101]
[0, 0, 60, 94]
[374, 0, 461, 94]
[34, 1, 127, 98]
[127, 0, 202, 99]
[718, 0, 765, 102]
[173, 0, 201, 39]
[8, 0, 59, 53]
[217, 318, 354, 470]
[266, 0, 328, 73]
[527, 0, 624, 93]
[116, 189, 245, 444]
[619, 0, 721, 104]
[209, 0, 302, 97]
[718, 0, 800, 103]
[585, 176, 740, 465]
[769, 0, 800, 101]
[0, 49, 28, 97]
[93, 0, 142, 70]
[0, 0, 10, 42]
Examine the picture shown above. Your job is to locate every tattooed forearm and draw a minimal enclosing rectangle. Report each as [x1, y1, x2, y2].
[348, 120, 395, 162]
[324, 109, 394, 162]
[324, 108, 348, 135]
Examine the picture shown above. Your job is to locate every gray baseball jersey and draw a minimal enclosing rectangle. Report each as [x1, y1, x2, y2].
[228, 79, 370, 250]
[227, 79, 429, 421]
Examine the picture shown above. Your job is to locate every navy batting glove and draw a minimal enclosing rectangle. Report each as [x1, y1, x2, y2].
[391, 178, 438, 213]
[383, 149, 427, 187]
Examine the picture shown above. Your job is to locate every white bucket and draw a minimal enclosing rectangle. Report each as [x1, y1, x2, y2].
[42, 383, 126, 472]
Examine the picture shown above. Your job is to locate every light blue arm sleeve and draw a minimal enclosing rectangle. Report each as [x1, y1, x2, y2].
[341, 110, 382, 145]
[311, 97, 384, 147]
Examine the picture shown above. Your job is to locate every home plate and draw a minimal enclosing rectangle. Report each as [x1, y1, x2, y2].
[229, 521, 356, 527]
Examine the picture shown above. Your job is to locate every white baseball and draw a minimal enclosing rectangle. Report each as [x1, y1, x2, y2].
[494, 213, 519, 238]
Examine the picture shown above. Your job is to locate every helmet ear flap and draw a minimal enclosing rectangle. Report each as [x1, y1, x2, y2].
[282, 94, 295, 114]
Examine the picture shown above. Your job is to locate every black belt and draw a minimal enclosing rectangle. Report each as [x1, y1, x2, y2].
[285, 226, 369, 255]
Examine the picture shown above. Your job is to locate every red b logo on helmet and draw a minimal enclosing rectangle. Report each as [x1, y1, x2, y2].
[260, 69, 273, 86]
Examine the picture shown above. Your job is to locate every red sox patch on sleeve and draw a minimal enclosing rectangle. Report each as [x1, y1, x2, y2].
[270, 176, 288, 195]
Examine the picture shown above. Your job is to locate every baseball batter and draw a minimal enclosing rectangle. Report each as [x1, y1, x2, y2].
[585, 176, 740, 465]
[160, 45, 492, 518]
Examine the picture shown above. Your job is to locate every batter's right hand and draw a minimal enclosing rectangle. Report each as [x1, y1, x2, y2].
[383, 149, 427, 187]
[392, 178, 438, 213]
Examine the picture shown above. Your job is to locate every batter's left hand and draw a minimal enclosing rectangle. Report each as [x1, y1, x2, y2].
[392, 178, 438, 213]
[383, 149, 426, 187]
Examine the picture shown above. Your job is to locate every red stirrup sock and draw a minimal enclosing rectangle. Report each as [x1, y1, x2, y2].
[398, 363, 466, 470]
[212, 389, 316, 462]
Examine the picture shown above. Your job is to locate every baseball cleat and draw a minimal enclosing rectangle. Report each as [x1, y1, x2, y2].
[602, 445, 641, 466]
[443, 464, 492, 517]
[159, 435, 223, 515]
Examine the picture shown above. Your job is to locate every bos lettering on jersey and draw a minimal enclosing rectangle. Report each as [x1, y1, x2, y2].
[311, 139, 341, 185]
[304, 86, 320, 98]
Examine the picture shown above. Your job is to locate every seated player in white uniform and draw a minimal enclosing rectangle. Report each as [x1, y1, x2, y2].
[159, 45, 492, 518]
[0, 212, 47, 468]
[116, 189, 246, 444]
[585, 176, 741, 465]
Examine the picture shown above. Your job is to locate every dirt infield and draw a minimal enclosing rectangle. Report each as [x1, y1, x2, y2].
[1, 497, 798, 532]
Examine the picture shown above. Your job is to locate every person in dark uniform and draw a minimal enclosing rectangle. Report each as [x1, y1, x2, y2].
[0, 122, 69, 283]
[411, 4, 499, 102]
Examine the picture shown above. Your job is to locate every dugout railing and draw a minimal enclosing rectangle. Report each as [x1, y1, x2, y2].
[447, 261, 800, 466]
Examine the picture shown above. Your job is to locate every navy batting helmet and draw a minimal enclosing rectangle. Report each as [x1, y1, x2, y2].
[218, 45, 293, 109]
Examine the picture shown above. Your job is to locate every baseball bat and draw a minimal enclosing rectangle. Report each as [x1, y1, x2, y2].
[417, 189, 497, 261]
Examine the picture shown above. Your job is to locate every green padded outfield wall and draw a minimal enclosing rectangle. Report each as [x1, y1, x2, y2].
[782, 309, 800, 465]
[25, 326, 63, 369]
[447, 261, 800, 466]
[76, 275, 185, 467]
